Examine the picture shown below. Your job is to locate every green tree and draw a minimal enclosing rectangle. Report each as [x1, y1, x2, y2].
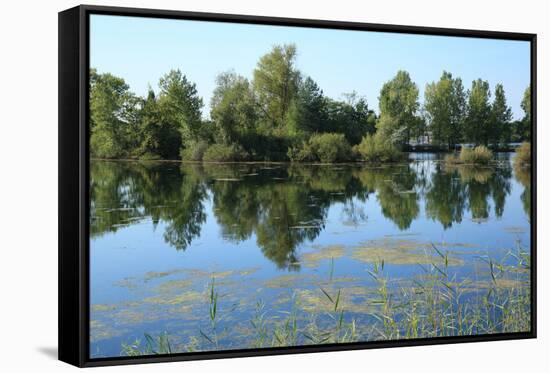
[137, 88, 181, 159]
[520, 85, 531, 140]
[377, 70, 420, 146]
[90, 69, 139, 158]
[424, 72, 466, 148]
[253, 44, 300, 130]
[287, 76, 328, 137]
[464, 79, 491, 145]
[157, 69, 204, 154]
[326, 92, 377, 145]
[210, 71, 258, 150]
[490, 84, 513, 146]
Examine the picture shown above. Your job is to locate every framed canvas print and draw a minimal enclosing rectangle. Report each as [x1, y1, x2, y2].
[58, 5, 536, 367]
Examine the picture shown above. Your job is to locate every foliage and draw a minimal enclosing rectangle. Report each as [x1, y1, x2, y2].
[445, 145, 493, 165]
[464, 79, 492, 145]
[210, 71, 258, 149]
[287, 76, 329, 136]
[325, 93, 377, 145]
[288, 133, 352, 163]
[180, 140, 209, 161]
[443, 152, 462, 165]
[490, 84, 513, 146]
[90, 69, 139, 158]
[460, 145, 493, 164]
[253, 44, 300, 129]
[521, 86, 532, 140]
[287, 141, 317, 162]
[514, 142, 531, 168]
[353, 133, 405, 163]
[136, 88, 181, 159]
[424, 71, 466, 148]
[157, 69, 204, 151]
[378, 71, 421, 146]
[89, 45, 531, 162]
[202, 144, 248, 162]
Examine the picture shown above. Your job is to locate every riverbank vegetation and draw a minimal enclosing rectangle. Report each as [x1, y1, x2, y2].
[514, 142, 531, 168]
[119, 244, 530, 355]
[444, 145, 494, 166]
[90, 44, 531, 163]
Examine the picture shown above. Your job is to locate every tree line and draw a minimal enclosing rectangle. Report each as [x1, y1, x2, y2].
[90, 43, 531, 162]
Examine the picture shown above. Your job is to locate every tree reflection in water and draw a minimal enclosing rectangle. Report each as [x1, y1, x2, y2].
[90, 159, 515, 269]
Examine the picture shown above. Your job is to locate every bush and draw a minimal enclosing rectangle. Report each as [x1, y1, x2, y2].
[354, 134, 405, 163]
[514, 142, 531, 168]
[445, 145, 493, 166]
[459, 145, 493, 165]
[202, 143, 248, 162]
[90, 131, 124, 159]
[287, 142, 317, 162]
[181, 141, 209, 161]
[287, 133, 352, 163]
[443, 152, 462, 165]
[139, 152, 162, 161]
[308, 133, 352, 163]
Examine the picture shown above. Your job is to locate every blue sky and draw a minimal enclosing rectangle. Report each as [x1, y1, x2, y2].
[90, 14, 530, 119]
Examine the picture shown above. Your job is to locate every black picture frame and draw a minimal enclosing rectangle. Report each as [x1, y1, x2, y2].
[58, 4, 537, 367]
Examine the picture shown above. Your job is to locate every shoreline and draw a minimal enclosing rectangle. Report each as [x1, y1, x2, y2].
[89, 155, 514, 166]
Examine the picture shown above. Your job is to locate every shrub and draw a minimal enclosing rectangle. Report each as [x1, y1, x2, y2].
[354, 134, 405, 163]
[181, 141, 209, 161]
[288, 133, 352, 163]
[443, 152, 462, 165]
[202, 143, 248, 162]
[139, 152, 162, 161]
[287, 142, 317, 162]
[90, 131, 124, 159]
[459, 145, 492, 165]
[308, 133, 352, 163]
[514, 142, 531, 168]
[445, 145, 493, 166]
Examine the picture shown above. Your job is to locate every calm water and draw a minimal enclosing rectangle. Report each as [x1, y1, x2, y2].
[89, 154, 531, 357]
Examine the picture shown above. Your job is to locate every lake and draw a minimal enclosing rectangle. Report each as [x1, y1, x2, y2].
[89, 154, 531, 357]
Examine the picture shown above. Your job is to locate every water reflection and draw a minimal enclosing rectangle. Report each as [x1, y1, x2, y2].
[513, 162, 531, 219]
[91, 159, 516, 269]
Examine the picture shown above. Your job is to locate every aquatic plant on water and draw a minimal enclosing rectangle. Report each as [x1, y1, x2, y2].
[119, 243, 530, 356]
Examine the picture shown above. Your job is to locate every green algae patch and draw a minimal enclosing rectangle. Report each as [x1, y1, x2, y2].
[90, 319, 127, 342]
[264, 274, 314, 289]
[432, 241, 478, 249]
[114, 277, 138, 289]
[92, 304, 117, 312]
[237, 267, 261, 276]
[504, 226, 528, 234]
[351, 239, 463, 266]
[295, 287, 372, 314]
[143, 291, 203, 305]
[184, 269, 235, 280]
[155, 279, 194, 294]
[317, 276, 360, 286]
[143, 269, 184, 282]
[301, 245, 345, 268]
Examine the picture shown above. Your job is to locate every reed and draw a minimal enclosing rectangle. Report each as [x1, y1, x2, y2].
[121, 244, 530, 355]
